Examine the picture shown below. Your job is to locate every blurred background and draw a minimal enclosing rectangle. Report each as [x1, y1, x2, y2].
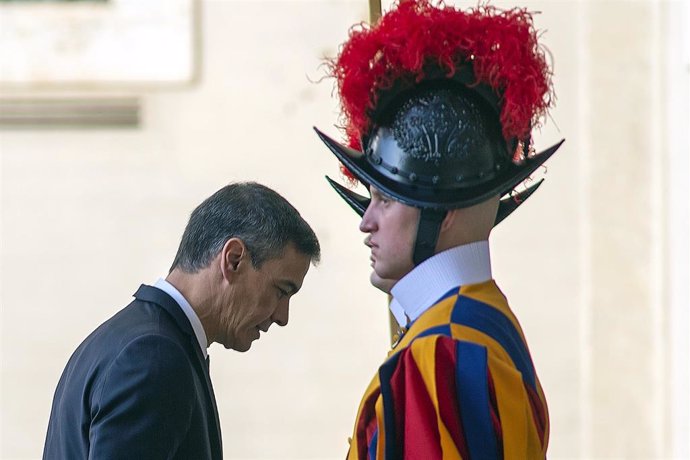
[1, 0, 688, 459]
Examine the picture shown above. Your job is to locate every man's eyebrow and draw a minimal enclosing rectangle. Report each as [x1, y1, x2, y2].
[370, 187, 386, 198]
[371, 187, 394, 201]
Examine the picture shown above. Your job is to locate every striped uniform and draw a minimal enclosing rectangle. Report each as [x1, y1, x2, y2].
[347, 280, 548, 459]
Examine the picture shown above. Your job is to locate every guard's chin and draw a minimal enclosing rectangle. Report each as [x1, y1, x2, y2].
[370, 263, 392, 283]
[369, 270, 398, 295]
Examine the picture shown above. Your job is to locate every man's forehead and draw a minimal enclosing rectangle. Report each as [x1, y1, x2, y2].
[368, 185, 415, 210]
[369, 185, 392, 199]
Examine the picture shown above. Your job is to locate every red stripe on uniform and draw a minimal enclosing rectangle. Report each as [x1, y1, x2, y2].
[392, 346, 443, 459]
[388, 360, 407, 449]
[526, 384, 547, 447]
[434, 337, 469, 459]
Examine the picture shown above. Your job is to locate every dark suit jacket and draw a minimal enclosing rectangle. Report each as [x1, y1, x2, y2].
[43, 285, 222, 459]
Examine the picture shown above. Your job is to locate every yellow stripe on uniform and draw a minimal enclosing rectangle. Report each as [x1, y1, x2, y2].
[487, 354, 532, 459]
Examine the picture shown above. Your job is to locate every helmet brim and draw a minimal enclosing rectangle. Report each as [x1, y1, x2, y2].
[315, 126, 563, 211]
[325, 175, 545, 227]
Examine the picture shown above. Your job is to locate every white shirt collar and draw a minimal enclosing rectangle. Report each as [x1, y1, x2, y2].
[389, 298, 407, 328]
[154, 278, 208, 359]
[390, 240, 492, 326]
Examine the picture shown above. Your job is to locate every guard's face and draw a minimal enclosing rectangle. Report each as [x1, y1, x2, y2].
[218, 244, 310, 352]
[359, 186, 419, 282]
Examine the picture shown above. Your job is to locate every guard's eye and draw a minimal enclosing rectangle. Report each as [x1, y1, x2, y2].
[372, 191, 390, 206]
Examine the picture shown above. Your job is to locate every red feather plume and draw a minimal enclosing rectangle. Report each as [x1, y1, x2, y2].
[329, 0, 553, 179]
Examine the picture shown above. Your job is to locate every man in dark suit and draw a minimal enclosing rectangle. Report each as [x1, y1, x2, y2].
[43, 182, 321, 459]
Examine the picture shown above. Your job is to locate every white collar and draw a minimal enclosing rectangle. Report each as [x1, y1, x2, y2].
[390, 240, 492, 326]
[154, 278, 208, 359]
[389, 298, 408, 328]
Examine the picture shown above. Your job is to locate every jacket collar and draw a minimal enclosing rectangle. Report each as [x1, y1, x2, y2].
[133, 284, 197, 338]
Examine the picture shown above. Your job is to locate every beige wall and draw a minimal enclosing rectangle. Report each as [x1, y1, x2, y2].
[1, 1, 688, 459]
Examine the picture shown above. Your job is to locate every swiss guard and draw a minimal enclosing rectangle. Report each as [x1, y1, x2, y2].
[315, 0, 564, 458]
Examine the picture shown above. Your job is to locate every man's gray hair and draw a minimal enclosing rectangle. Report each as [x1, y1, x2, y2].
[170, 182, 320, 272]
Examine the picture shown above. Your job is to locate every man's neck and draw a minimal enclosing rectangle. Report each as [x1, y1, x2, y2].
[166, 270, 216, 346]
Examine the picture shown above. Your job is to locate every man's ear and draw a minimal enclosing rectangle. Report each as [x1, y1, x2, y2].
[220, 238, 247, 282]
[440, 209, 457, 233]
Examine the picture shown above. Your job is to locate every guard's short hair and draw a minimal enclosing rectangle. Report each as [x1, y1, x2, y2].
[170, 182, 320, 272]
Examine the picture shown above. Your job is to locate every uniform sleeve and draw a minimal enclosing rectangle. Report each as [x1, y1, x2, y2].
[373, 335, 505, 460]
[88, 335, 196, 459]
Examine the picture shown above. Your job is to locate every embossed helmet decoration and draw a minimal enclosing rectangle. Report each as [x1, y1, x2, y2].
[315, 0, 564, 265]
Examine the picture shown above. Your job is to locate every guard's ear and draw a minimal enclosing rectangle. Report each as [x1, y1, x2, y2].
[440, 209, 457, 233]
[220, 238, 246, 282]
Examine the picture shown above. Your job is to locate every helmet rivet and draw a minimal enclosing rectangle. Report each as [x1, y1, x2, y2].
[496, 163, 502, 171]
[455, 174, 463, 182]
[391, 167, 398, 174]
[373, 156, 382, 165]
[409, 173, 417, 182]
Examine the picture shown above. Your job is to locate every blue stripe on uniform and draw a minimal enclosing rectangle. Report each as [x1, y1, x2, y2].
[378, 352, 402, 460]
[415, 324, 451, 339]
[451, 295, 536, 391]
[455, 341, 499, 460]
[368, 429, 378, 460]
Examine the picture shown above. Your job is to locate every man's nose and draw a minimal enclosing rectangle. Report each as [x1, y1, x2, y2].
[272, 301, 289, 327]
[359, 205, 376, 233]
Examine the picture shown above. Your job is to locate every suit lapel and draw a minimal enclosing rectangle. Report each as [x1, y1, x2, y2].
[133, 285, 223, 458]
[188, 335, 223, 458]
[201, 355, 223, 457]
